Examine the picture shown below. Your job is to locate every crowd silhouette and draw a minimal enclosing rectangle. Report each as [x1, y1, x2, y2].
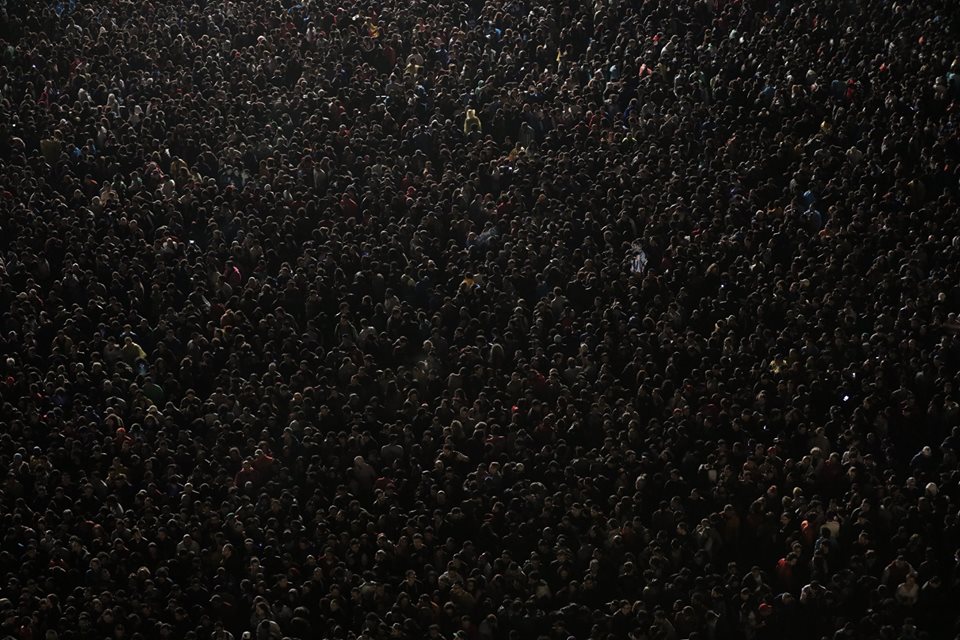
[1, 0, 960, 639]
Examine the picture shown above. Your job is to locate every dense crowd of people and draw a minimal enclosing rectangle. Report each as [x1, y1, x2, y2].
[2, 0, 960, 638]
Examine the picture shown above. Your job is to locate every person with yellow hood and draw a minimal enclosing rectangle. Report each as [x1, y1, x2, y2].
[464, 107, 481, 135]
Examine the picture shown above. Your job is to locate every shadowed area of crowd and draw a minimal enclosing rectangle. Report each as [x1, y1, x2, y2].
[1, 0, 960, 640]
